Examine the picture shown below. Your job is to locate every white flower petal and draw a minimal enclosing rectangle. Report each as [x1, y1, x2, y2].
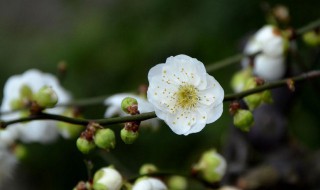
[164, 109, 196, 135]
[133, 177, 167, 190]
[205, 103, 224, 124]
[254, 55, 285, 81]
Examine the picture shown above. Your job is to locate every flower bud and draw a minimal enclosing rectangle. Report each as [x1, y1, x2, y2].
[133, 177, 167, 190]
[10, 98, 24, 110]
[121, 128, 139, 144]
[233, 109, 254, 132]
[94, 128, 116, 150]
[121, 97, 138, 114]
[261, 90, 273, 103]
[76, 137, 96, 154]
[93, 167, 123, 190]
[168, 176, 187, 190]
[19, 84, 33, 99]
[231, 68, 253, 92]
[193, 149, 227, 183]
[243, 77, 264, 110]
[139, 163, 158, 175]
[244, 94, 262, 110]
[34, 85, 58, 108]
[303, 31, 320, 46]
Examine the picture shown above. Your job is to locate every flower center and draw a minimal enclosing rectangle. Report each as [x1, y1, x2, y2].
[176, 84, 199, 109]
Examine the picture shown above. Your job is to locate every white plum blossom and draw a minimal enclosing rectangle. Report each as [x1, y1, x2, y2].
[0, 69, 71, 144]
[93, 167, 123, 190]
[147, 54, 224, 135]
[133, 177, 167, 190]
[242, 25, 286, 81]
[104, 93, 159, 128]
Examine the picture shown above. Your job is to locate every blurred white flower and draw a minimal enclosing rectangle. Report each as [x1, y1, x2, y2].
[147, 54, 224, 135]
[0, 69, 71, 144]
[133, 177, 167, 190]
[242, 25, 286, 81]
[104, 93, 159, 128]
[0, 146, 17, 185]
[93, 167, 122, 190]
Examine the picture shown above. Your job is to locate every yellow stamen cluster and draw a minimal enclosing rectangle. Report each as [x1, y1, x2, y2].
[176, 84, 199, 110]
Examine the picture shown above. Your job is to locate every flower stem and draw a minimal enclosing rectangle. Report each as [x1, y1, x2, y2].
[1, 70, 319, 129]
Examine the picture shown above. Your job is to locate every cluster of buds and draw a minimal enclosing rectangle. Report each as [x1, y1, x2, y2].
[120, 97, 141, 144]
[9, 84, 59, 115]
[76, 122, 115, 154]
[243, 77, 272, 110]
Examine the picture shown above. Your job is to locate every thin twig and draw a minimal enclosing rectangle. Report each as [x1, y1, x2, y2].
[1, 70, 319, 129]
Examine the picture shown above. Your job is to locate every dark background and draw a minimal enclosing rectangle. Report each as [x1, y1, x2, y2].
[0, 0, 320, 189]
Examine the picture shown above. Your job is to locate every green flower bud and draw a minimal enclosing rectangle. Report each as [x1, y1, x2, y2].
[94, 128, 116, 150]
[244, 94, 262, 110]
[261, 90, 273, 103]
[10, 98, 24, 110]
[168, 176, 187, 190]
[230, 68, 253, 92]
[93, 167, 123, 190]
[34, 85, 58, 108]
[303, 31, 320, 46]
[19, 84, 33, 99]
[194, 149, 227, 183]
[233, 109, 254, 132]
[76, 137, 96, 154]
[120, 128, 138, 144]
[139, 163, 158, 175]
[121, 97, 138, 114]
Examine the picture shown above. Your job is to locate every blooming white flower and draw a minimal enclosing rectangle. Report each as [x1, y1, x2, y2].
[0, 69, 71, 143]
[242, 25, 286, 81]
[104, 93, 159, 128]
[133, 177, 167, 190]
[147, 55, 224, 135]
[93, 167, 122, 190]
[0, 146, 17, 185]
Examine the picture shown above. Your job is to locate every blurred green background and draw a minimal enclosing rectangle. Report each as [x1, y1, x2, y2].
[1, 0, 320, 189]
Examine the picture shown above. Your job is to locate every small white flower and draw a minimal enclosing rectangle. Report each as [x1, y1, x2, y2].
[133, 177, 167, 190]
[93, 167, 123, 190]
[242, 25, 286, 81]
[0, 69, 71, 143]
[0, 146, 17, 185]
[147, 54, 224, 135]
[104, 93, 159, 128]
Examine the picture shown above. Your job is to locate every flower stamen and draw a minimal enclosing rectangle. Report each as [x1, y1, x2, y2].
[175, 84, 199, 110]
